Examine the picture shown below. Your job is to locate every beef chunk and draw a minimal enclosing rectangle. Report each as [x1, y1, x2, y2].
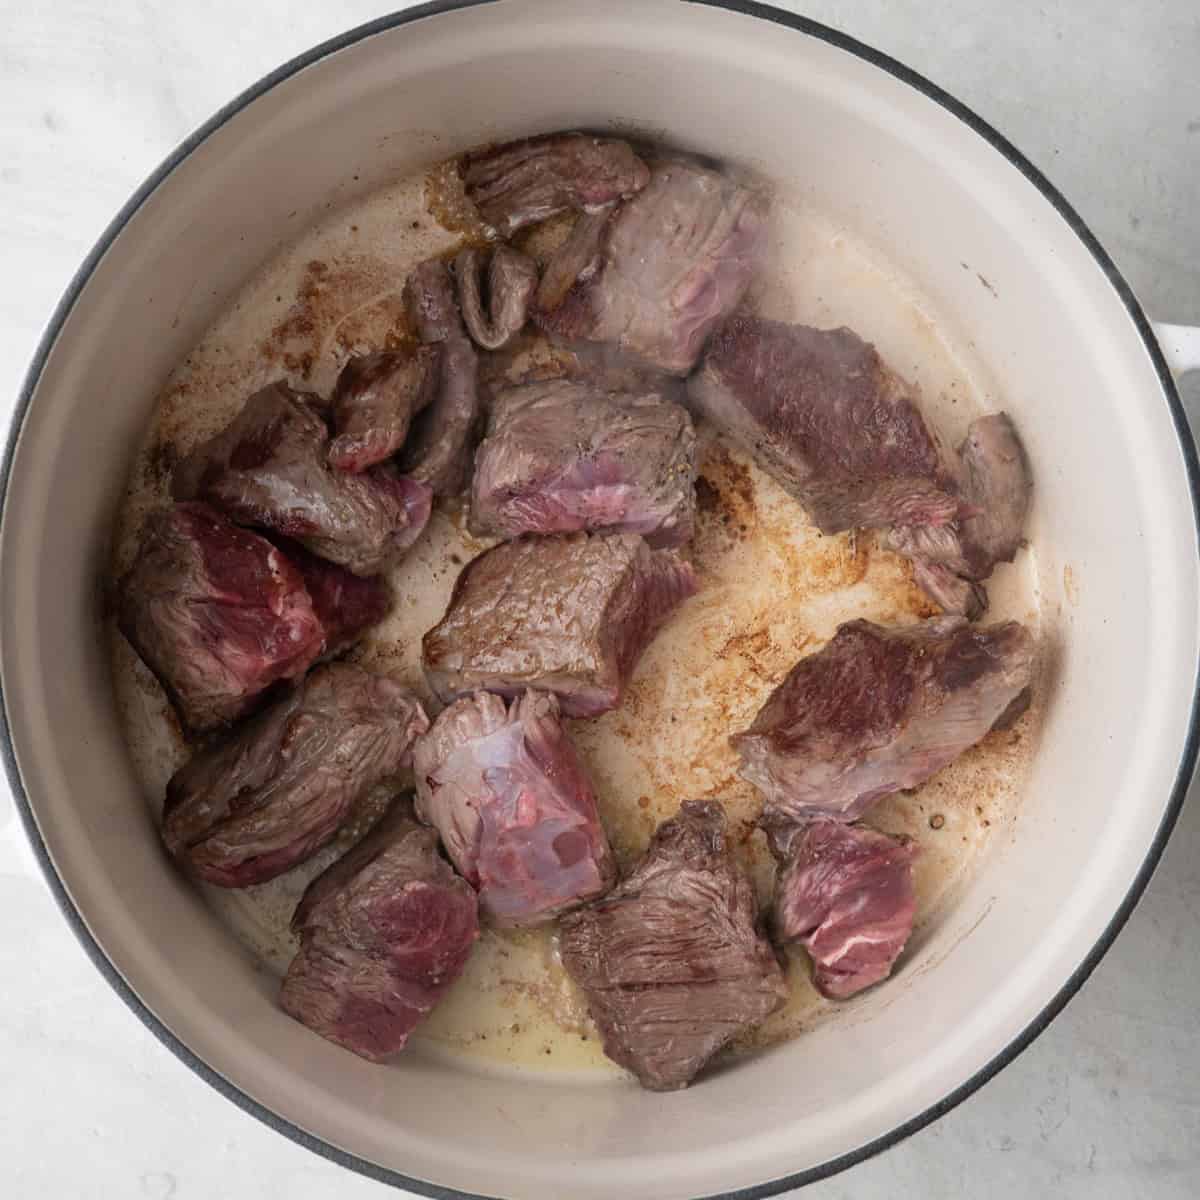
[957, 413, 1031, 572]
[536, 159, 768, 375]
[469, 378, 696, 547]
[405, 257, 464, 343]
[173, 381, 432, 575]
[412, 690, 615, 925]
[280, 799, 478, 1062]
[733, 617, 1034, 847]
[399, 259, 482, 496]
[117, 502, 325, 732]
[889, 412, 1033, 617]
[328, 347, 440, 473]
[689, 318, 961, 533]
[559, 800, 786, 1091]
[162, 663, 429, 887]
[422, 533, 697, 717]
[534, 205, 614, 313]
[689, 319, 1033, 616]
[453, 246, 538, 351]
[273, 537, 390, 658]
[773, 820, 917, 999]
[460, 133, 650, 237]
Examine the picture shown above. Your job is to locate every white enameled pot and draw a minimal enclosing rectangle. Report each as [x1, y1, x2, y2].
[3, 3, 1199, 1197]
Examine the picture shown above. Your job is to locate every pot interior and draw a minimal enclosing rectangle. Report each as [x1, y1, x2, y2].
[2, 3, 1196, 1197]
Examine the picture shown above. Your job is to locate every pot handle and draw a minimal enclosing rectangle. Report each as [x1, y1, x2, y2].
[1153, 322, 1200, 378]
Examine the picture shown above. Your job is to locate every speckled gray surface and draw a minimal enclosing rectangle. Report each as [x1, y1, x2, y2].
[1, 2, 1198, 1196]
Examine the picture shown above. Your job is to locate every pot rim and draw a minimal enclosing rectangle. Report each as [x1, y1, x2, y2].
[2, 2, 1198, 1197]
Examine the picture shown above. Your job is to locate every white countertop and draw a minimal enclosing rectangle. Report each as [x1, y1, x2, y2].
[2, 2, 1199, 1197]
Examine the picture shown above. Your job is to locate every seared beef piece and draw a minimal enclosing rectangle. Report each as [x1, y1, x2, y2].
[453, 246, 538, 351]
[957, 414, 1032, 572]
[889, 412, 1033, 617]
[469, 378, 696, 547]
[162, 663, 429, 887]
[412, 690, 615, 926]
[173, 381, 432, 575]
[689, 318, 961, 533]
[689, 319, 1033, 616]
[404, 258, 463, 343]
[422, 533, 697, 718]
[773, 819, 917, 1000]
[280, 799, 479, 1062]
[273, 537, 390, 658]
[536, 160, 768, 375]
[399, 259, 482, 496]
[460, 133, 650, 237]
[117, 502, 325, 732]
[733, 617, 1034, 847]
[559, 800, 786, 1091]
[534, 204, 614, 313]
[328, 347, 441, 473]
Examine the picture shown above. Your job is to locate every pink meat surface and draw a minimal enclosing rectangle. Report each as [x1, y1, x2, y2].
[281, 802, 478, 1061]
[536, 159, 767, 376]
[774, 819, 918, 999]
[470, 378, 696, 547]
[413, 691, 615, 925]
[733, 616, 1034, 842]
[117, 502, 325, 732]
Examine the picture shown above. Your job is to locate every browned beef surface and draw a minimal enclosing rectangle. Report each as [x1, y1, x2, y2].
[534, 205, 614, 313]
[399, 259, 482, 496]
[162, 663, 429, 887]
[173, 381, 431, 575]
[559, 800, 786, 1091]
[733, 616, 1035, 849]
[536, 159, 767, 375]
[689, 317, 962, 532]
[422, 533, 697, 717]
[889, 412, 1033, 615]
[470, 378, 696, 547]
[460, 133, 649, 237]
[328, 346, 440, 473]
[689, 318, 1033, 616]
[453, 245, 538, 351]
[280, 799, 478, 1062]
